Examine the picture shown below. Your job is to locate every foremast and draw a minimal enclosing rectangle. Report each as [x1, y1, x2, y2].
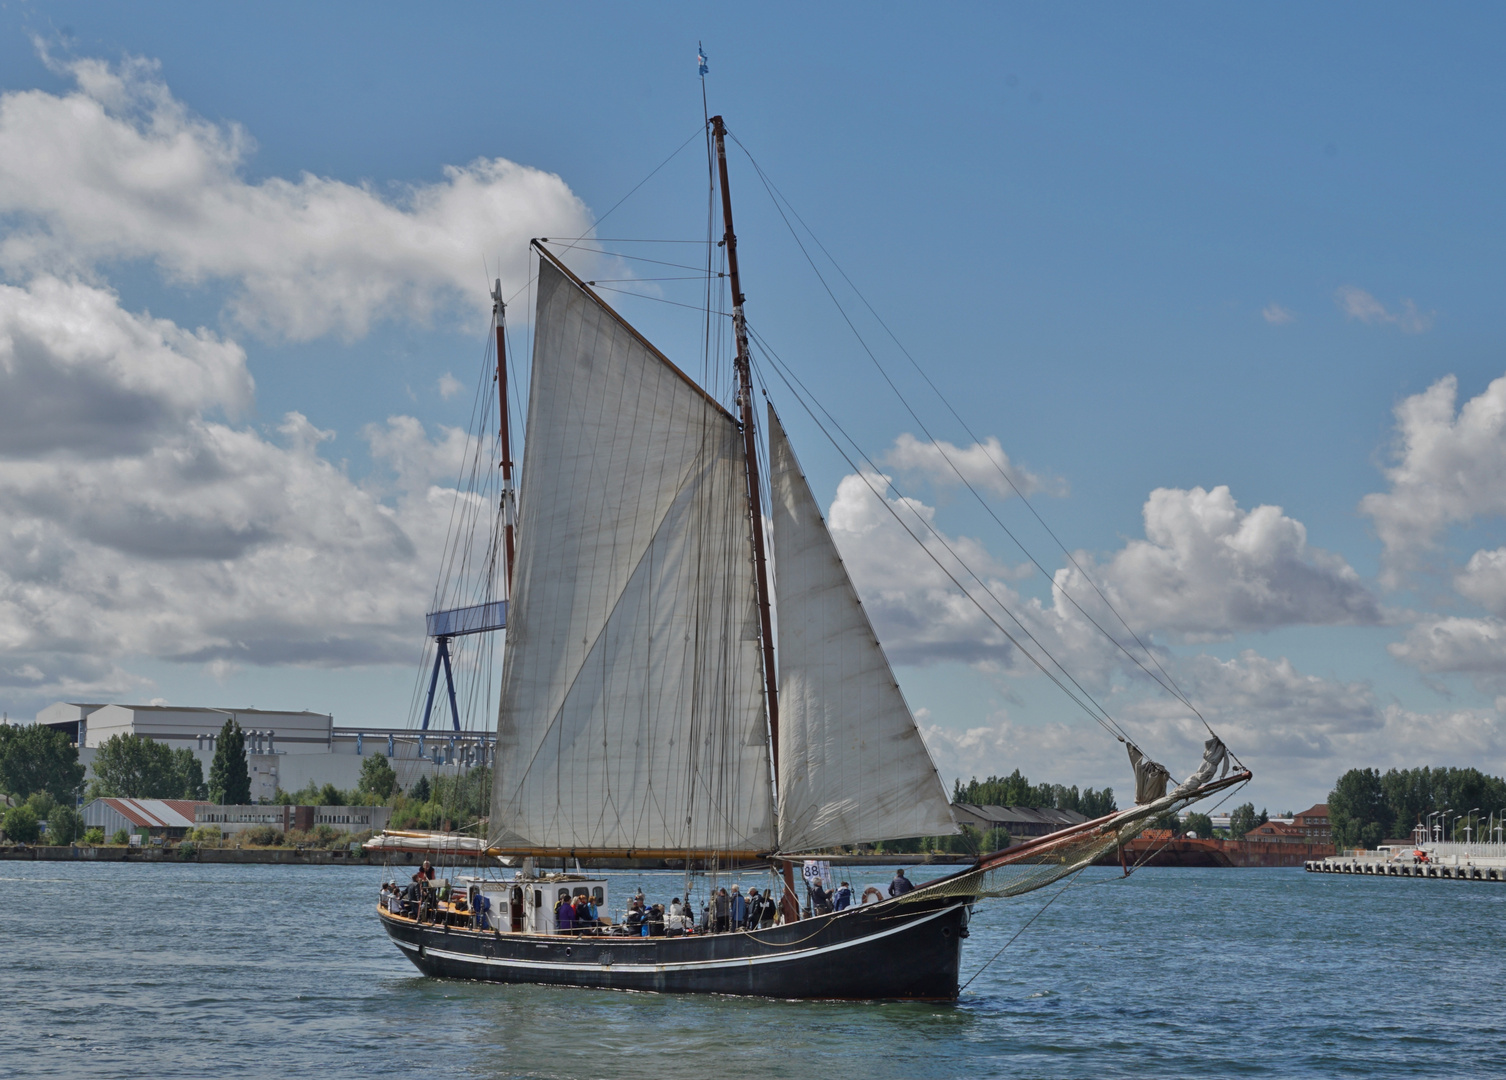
[491, 280, 516, 592]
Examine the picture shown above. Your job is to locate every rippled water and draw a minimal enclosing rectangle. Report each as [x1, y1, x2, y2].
[3, 861, 1502, 1078]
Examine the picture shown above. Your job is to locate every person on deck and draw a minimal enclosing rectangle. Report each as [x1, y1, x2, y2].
[573, 894, 592, 932]
[648, 903, 665, 936]
[834, 881, 852, 911]
[809, 879, 831, 915]
[471, 887, 492, 930]
[625, 899, 646, 936]
[412, 860, 435, 883]
[744, 888, 763, 929]
[666, 898, 687, 935]
[888, 869, 915, 897]
[729, 884, 747, 930]
[556, 894, 576, 933]
[713, 887, 730, 933]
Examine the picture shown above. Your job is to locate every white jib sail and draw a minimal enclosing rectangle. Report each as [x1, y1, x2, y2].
[768, 406, 958, 851]
[488, 257, 775, 854]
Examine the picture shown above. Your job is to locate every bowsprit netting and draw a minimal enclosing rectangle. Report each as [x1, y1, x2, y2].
[895, 767, 1252, 905]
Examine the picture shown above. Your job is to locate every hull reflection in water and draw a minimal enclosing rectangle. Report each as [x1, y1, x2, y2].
[378, 893, 973, 1000]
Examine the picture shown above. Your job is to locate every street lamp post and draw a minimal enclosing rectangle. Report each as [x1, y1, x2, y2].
[1465, 808, 1480, 848]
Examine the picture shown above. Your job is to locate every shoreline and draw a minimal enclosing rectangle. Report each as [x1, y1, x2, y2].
[2, 844, 1322, 869]
[0, 845, 979, 868]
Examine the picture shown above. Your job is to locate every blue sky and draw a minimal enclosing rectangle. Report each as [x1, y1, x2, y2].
[2, 3, 1504, 813]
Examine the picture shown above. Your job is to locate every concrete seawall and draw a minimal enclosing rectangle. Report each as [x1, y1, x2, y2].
[1307, 844, 1506, 882]
[1093, 834, 1335, 868]
[1, 844, 372, 864]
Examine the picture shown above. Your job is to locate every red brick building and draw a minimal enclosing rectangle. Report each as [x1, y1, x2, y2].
[1292, 803, 1331, 843]
[1245, 820, 1311, 844]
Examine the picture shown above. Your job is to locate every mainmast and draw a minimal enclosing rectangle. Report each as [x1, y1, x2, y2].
[712, 116, 799, 917]
[711, 116, 780, 772]
[492, 280, 517, 591]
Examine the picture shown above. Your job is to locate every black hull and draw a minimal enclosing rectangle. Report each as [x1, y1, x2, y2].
[379, 892, 972, 1000]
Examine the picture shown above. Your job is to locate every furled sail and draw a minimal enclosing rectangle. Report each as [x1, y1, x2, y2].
[488, 255, 776, 854]
[768, 406, 958, 851]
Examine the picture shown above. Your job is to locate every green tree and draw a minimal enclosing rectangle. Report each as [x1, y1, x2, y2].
[0, 724, 86, 803]
[318, 782, 344, 806]
[1229, 802, 1261, 838]
[1184, 812, 1215, 839]
[952, 770, 1116, 815]
[1329, 768, 1388, 850]
[47, 804, 84, 844]
[90, 734, 177, 798]
[3, 803, 40, 843]
[358, 754, 397, 801]
[409, 774, 432, 803]
[208, 719, 250, 805]
[171, 748, 207, 800]
[1374, 766, 1506, 840]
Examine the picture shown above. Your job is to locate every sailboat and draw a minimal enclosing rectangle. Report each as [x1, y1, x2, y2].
[375, 117, 1250, 999]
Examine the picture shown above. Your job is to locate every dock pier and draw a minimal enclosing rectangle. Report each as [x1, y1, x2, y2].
[1306, 841, 1506, 882]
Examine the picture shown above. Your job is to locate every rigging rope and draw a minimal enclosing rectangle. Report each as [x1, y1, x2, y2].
[726, 130, 1239, 760]
[748, 337, 1132, 746]
[957, 865, 1087, 994]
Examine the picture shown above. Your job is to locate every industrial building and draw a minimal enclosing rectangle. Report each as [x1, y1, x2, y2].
[950, 804, 1090, 840]
[194, 803, 391, 835]
[82, 797, 206, 839]
[36, 701, 492, 803]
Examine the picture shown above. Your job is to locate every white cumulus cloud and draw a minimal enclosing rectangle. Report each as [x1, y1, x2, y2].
[0, 52, 592, 340]
[1388, 616, 1506, 680]
[1335, 285, 1433, 333]
[1262, 303, 1295, 325]
[0, 281, 484, 712]
[882, 432, 1055, 501]
[0, 276, 252, 458]
[437, 372, 465, 400]
[1360, 373, 1506, 583]
[1059, 485, 1381, 639]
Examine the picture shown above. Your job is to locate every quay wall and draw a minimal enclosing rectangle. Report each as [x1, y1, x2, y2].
[1, 844, 372, 865]
[1307, 848, 1506, 882]
[1093, 836, 1335, 868]
[0, 846, 974, 870]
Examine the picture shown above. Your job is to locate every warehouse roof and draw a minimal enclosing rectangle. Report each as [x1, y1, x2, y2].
[85, 798, 208, 829]
[951, 804, 1090, 828]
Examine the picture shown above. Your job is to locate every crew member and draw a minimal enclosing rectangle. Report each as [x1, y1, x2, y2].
[888, 868, 914, 896]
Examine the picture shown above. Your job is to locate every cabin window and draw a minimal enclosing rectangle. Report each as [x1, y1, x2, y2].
[572, 887, 589, 899]
[533, 890, 542, 908]
[557, 888, 570, 902]
[592, 887, 604, 904]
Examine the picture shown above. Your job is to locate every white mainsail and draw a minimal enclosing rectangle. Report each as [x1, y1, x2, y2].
[768, 406, 958, 851]
[487, 256, 775, 854]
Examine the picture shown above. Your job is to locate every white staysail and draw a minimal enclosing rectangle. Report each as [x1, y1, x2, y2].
[488, 256, 775, 854]
[768, 406, 958, 851]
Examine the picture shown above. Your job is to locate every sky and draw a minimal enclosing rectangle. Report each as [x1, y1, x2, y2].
[1, 2, 1505, 815]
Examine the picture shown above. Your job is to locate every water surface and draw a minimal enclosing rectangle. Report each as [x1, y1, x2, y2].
[3, 861, 1501, 1078]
